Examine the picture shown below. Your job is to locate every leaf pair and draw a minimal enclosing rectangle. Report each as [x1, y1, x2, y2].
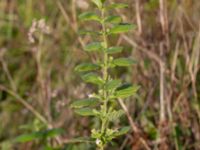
[79, 13, 136, 35]
[79, 12, 122, 25]
[84, 42, 123, 54]
[71, 98, 99, 117]
[106, 81, 139, 99]
[79, 24, 136, 35]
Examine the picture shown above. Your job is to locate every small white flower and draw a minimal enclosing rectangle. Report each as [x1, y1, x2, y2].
[88, 94, 94, 98]
[96, 139, 101, 145]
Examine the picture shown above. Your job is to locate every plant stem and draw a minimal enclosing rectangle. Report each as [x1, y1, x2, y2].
[99, 146, 104, 150]
[100, 6, 109, 148]
[102, 7, 108, 122]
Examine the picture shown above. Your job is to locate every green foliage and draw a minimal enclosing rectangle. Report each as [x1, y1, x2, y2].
[91, 126, 130, 146]
[79, 12, 101, 22]
[115, 84, 139, 98]
[113, 58, 136, 66]
[84, 42, 103, 52]
[106, 3, 129, 9]
[75, 63, 100, 72]
[109, 24, 136, 34]
[14, 128, 64, 143]
[75, 108, 97, 116]
[72, 0, 137, 149]
[1, 0, 199, 149]
[105, 16, 122, 24]
[107, 109, 124, 122]
[106, 46, 123, 54]
[105, 79, 121, 91]
[114, 126, 130, 136]
[70, 98, 99, 108]
[81, 73, 104, 85]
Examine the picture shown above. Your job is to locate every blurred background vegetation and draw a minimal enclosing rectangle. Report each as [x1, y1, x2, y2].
[0, 0, 199, 149]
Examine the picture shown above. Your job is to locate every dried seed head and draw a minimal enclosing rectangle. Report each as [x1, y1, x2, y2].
[28, 19, 50, 43]
[28, 19, 37, 43]
[38, 19, 50, 34]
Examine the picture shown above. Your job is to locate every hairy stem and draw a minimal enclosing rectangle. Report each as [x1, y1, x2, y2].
[100, 6, 109, 147]
[100, 146, 104, 150]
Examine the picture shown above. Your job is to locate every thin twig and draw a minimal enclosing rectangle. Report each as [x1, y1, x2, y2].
[118, 99, 151, 150]
[56, 0, 85, 48]
[0, 85, 48, 125]
[135, 0, 142, 35]
[122, 35, 164, 66]
[159, 0, 168, 34]
[159, 43, 165, 122]
[0, 85, 64, 145]
[0, 57, 16, 91]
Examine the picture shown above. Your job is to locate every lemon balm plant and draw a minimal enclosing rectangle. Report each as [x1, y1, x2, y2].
[71, 0, 139, 149]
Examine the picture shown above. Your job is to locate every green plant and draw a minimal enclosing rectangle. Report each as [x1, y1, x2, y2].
[71, 0, 139, 149]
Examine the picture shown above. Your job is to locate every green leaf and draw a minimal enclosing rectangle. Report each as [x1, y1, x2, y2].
[14, 132, 42, 143]
[107, 109, 124, 122]
[114, 126, 130, 136]
[105, 79, 121, 91]
[109, 24, 136, 34]
[91, 0, 102, 8]
[115, 84, 139, 98]
[107, 3, 129, 9]
[71, 98, 99, 108]
[106, 46, 123, 54]
[105, 16, 122, 24]
[113, 58, 136, 66]
[75, 63, 100, 72]
[44, 128, 64, 138]
[101, 0, 106, 3]
[14, 128, 64, 143]
[84, 42, 103, 52]
[79, 12, 101, 22]
[81, 73, 104, 85]
[75, 108, 96, 116]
